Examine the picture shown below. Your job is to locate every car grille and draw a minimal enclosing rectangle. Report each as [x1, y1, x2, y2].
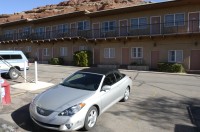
[32, 117, 60, 128]
[36, 107, 54, 116]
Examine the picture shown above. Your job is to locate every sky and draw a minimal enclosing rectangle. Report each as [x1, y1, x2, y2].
[0, 0, 167, 14]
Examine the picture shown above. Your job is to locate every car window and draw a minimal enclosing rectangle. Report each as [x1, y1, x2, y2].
[61, 72, 103, 91]
[114, 72, 122, 82]
[10, 54, 22, 59]
[103, 73, 116, 86]
[0, 55, 10, 60]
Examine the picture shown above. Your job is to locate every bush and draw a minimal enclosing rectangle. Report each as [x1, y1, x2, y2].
[73, 50, 92, 67]
[49, 57, 64, 65]
[158, 62, 185, 73]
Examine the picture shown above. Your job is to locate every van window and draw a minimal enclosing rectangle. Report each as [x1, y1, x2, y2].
[0, 55, 10, 60]
[0, 54, 22, 60]
[10, 55, 22, 59]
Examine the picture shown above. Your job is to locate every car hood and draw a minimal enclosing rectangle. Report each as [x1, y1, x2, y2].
[34, 84, 95, 111]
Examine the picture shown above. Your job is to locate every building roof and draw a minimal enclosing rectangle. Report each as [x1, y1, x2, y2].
[0, 0, 200, 27]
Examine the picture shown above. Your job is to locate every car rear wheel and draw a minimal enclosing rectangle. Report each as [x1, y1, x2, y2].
[83, 106, 98, 131]
[8, 68, 20, 80]
[121, 87, 130, 102]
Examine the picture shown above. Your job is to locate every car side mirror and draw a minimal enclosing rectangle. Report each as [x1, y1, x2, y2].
[102, 85, 111, 91]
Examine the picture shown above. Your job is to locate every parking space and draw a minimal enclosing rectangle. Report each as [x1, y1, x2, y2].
[0, 64, 200, 132]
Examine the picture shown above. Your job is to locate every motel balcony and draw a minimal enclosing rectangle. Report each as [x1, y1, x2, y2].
[0, 20, 199, 43]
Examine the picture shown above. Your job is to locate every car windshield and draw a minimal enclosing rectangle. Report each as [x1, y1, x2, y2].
[61, 72, 103, 91]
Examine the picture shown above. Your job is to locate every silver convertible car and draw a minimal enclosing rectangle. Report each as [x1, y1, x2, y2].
[29, 68, 132, 131]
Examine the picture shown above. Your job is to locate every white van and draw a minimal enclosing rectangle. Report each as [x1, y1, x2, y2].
[0, 50, 29, 80]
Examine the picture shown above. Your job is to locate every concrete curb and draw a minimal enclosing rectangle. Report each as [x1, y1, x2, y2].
[29, 63, 200, 77]
[119, 69, 200, 77]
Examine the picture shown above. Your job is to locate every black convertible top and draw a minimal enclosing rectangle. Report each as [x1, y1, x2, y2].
[79, 67, 119, 75]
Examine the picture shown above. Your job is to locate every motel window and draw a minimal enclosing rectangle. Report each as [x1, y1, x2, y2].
[4, 30, 14, 39]
[131, 47, 143, 58]
[78, 21, 90, 31]
[23, 27, 31, 34]
[102, 21, 116, 32]
[131, 18, 147, 30]
[165, 13, 185, 27]
[35, 27, 45, 36]
[25, 46, 31, 52]
[60, 47, 68, 56]
[63, 24, 69, 33]
[43, 48, 49, 56]
[57, 24, 69, 33]
[58, 24, 64, 33]
[104, 48, 115, 58]
[168, 50, 183, 63]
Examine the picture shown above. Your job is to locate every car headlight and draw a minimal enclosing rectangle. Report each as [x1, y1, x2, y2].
[58, 103, 86, 116]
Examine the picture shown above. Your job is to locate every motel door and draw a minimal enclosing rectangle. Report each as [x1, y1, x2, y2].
[151, 51, 159, 70]
[46, 26, 51, 39]
[119, 20, 128, 36]
[122, 48, 129, 65]
[189, 12, 199, 33]
[38, 48, 43, 62]
[93, 48, 100, 65]
[92, 23, 100, 38]
[151, 16, 161, 35]
[190, 50, 200, 70]
[70, 23, 77, 37]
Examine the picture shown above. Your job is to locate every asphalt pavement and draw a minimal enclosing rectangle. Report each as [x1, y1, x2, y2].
[0, 64, 200, 132]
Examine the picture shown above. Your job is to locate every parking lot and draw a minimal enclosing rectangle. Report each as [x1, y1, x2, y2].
[0, 64, 200, 132]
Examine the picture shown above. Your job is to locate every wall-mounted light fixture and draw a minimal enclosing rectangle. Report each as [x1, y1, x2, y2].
[194, 41, 198, 46]
[123, 40, 126, 45]
[154, 42, 157, 47]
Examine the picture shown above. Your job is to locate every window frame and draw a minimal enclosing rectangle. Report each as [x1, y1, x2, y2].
[164, 13, 185, 27]
[77, 21, 90, 31]
[131, 47, 143, 58]
[168, 50, 183, 63]
[35, 27, 45, 36]
[104, 48, 115, 58]
[43, 48, 49, 56]
[101, 21, 116, 32]
[60, 47, 68, 57]
[130, 17, 148, 30]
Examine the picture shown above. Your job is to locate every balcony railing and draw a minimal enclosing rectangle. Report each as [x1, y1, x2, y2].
[0, 20, 200, 42]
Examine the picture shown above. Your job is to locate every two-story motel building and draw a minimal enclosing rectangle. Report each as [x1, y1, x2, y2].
[0, 0, 200, 71]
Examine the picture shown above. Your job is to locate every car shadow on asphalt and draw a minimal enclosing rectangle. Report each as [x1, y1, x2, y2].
[109, 96, 200, 132]
[11, 103, 59, 132]
[174, 124, 198, 132]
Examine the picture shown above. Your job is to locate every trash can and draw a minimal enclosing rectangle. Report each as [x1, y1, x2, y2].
[0, 78, 11, 105]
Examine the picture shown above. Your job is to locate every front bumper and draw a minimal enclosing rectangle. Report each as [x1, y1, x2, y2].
[29, 103, 86, 131]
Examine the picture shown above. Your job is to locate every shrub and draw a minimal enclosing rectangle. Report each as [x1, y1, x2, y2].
[49, 57, 64, 65]
[158, 62, 185, 73]
[73, 50, 92, 67]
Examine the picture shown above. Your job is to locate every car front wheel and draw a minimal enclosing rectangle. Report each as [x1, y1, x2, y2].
[83, 106, 98, 131]
[121, 87, 130, 102]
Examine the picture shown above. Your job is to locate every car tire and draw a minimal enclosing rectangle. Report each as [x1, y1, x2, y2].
[121, 87, 130, 102]
[8, 68, 20, 80]
[83, 106, 98, 131]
